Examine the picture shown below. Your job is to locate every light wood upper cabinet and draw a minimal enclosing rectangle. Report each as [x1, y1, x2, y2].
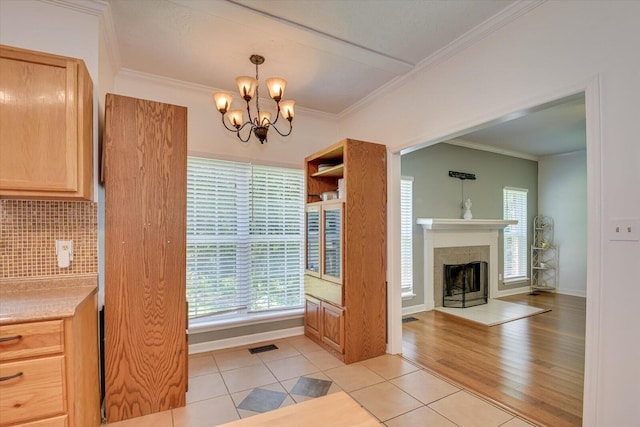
[0, 45, 93, 200]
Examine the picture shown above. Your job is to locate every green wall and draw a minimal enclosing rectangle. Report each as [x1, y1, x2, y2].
[401, 143, 538, 309]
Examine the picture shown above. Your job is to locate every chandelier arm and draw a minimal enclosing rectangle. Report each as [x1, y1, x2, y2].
[269, 120, 293, 137]
[236, 129, 251, 143]
[270, 100, 281, 126]
[220, 114, 240, 133]
[220, 114, 256, 137]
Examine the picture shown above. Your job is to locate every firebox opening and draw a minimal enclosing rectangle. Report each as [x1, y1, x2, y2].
[443, 261, 488, 308]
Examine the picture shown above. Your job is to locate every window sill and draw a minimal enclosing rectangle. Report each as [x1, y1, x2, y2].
[188, 308, 304, 334]
[503, 277, 530, 286]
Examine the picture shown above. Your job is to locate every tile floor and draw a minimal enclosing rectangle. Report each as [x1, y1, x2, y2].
[104, 335, 536, 427]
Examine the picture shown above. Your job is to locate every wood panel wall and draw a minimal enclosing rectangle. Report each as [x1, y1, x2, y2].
[104, 94, 187, 422]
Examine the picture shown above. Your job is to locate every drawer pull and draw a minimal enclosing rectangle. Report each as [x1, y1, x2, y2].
[0, 334, 22, 342]
[0, 371, 23, 381]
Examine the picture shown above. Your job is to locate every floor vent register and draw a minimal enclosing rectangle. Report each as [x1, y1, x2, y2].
[248, 344, 279, 354]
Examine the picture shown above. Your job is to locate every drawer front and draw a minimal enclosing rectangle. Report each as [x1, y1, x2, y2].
[14, 415, 67, 427]
[0, 320, 64, 361]
[0, 355, 65, 426]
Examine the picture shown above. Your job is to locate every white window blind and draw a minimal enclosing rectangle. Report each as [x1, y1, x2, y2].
[401, 177, 414, 296]
[186, 157, 304, 320]
[503, 187, 528, 280]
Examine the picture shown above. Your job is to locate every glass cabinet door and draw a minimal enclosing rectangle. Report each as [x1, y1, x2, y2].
[305, 205, 320, 275]
[322, 203, 343, 283]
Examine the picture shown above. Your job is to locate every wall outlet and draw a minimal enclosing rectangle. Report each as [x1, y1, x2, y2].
[608, 219, 639, 241]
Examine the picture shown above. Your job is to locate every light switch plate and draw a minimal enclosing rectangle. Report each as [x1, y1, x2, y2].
[608, 219, 639, 241]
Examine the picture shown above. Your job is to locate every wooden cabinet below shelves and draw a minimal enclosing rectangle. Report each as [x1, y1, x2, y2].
[304, 295, 345, 357]
[0, 45, 93, 200]
[304, 296, 321, 340]
[321, 302, 344, 354]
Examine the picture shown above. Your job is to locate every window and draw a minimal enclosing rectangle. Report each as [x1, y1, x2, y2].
[186, 157, 304, 322]
[401, 177, 414, 296]
[503, 187, 528, 280]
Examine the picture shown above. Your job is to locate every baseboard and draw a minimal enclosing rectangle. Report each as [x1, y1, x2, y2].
[188, 326, 304, 355]
[555, 288, 587, 298]
[495, 286, 531, 298]
[402, 304, 427, 316]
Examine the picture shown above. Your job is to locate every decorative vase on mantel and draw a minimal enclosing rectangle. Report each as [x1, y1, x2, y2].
[463, 198, 473, 220]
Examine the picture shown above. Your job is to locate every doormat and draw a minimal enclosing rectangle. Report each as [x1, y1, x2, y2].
[402, 316, 419, 323]
[248, 344, 278, 354]
[435, 299, 550, 326]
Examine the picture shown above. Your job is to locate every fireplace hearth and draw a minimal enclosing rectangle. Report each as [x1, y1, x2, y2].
[443, 261, 488, 308]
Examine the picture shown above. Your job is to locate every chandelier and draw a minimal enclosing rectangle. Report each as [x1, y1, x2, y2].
[212, 54, 295, 144]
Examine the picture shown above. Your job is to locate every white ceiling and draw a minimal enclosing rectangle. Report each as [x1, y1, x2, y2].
[107, 0, 585, 157]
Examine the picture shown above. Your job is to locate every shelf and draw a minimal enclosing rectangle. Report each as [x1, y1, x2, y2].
[531, 215, 558, 292]
[312, 163, 344, 178]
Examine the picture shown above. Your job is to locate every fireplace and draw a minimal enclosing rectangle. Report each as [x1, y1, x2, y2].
[416, 218, 516, 311]
[443, 261, 488, 308]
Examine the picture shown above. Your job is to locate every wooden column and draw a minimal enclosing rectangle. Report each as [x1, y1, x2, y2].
[103, 94, 187, 422]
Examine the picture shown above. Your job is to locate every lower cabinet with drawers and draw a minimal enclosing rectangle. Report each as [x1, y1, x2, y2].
[0, 290, 99, 427]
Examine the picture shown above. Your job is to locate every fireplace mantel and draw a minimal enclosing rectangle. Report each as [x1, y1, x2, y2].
[417, 218, 516, 231]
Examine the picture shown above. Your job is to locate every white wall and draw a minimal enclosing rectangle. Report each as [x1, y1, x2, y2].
[338, 2, 640, 425]
[114, 71, 338, 168]
[538, 151, 587, 297]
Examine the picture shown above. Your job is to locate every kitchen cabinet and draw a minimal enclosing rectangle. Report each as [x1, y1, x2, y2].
[0, 45, 93, 200]
[303, 138, 386, 364]
[103, 94, 187, 422]
[0, 291, 99, 427]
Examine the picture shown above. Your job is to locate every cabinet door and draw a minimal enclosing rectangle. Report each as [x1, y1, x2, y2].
[321, 302, 344, 354]
[305, 204, 321, 276]
[322, 203, 343, 284]
[0, 46, 93, 200]
[304, 296, 321, 340]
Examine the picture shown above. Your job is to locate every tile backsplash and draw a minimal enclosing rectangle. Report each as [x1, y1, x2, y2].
[0, 200, 98, 279]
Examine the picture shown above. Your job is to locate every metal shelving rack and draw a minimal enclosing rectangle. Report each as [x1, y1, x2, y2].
[531, 215, 558, 292]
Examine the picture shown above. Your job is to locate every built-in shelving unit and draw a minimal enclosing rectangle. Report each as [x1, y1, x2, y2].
[531, 215, 558, 292]
[303, 138, 387, 364]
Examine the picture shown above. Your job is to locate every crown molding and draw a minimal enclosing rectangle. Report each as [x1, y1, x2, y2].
[339, 0, 547, 118]
[99, 1, 121, 73]
[445, 138, 540, 161]
[117, 68, 338, 121]
[39, 0, 107, 16]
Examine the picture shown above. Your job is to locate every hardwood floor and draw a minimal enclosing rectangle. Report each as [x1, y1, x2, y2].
[402, 292, 585, 427]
